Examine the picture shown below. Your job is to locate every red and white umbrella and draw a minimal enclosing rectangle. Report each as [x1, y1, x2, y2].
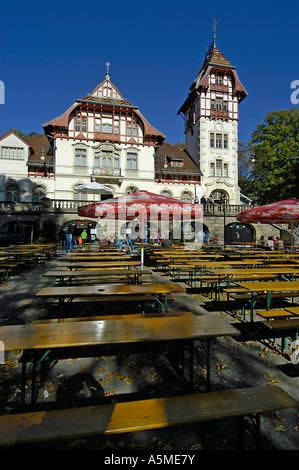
[78, 190, 202, 220]
[236, 198, 299, 249]
[78, 190, 203, 263]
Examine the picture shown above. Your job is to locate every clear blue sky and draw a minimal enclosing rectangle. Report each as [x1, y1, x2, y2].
[0, 0, 298, 145]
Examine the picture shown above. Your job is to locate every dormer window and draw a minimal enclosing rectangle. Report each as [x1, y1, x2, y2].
[170, 159, 184, 167]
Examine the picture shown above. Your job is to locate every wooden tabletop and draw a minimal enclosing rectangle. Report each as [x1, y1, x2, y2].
[61, 255, 131, 261]
[66, 250, 123, 256]
[238, 280, 299, 292]
[208, 267, 299, 275]
[185, 260, 264, 267]
[0, 314, 240, 351]
[157, 254, 224, 259]
[57, 261, 141, 270]
[36, 283, 186, 299]
[44, 268, 153, 278]
[282, 306, 299, 316]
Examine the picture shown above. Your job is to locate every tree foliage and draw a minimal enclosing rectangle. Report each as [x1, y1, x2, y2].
[248, 109, 299, 204]
[0, 128, 39, 139]
[238, 142, 256, 200]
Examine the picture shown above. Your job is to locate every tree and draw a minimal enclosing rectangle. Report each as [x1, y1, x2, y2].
[238, 142, 256, 200]
[249, 109, 299, 204]
[0, 128, 40, 139]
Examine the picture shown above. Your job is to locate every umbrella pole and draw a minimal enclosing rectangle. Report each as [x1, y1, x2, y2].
[291, 216, 294, 253]
[141, 213, 144, 268]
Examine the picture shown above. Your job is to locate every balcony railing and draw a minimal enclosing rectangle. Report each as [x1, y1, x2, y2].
[92, 167, 122, 177]
[210, 108, 229, 119]
[0, 200, 254, 215]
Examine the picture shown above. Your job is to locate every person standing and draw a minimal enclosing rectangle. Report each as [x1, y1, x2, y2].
[65, 232, 73, 252]
[203, 230, 210, 244]
[81, 229, 88, 244]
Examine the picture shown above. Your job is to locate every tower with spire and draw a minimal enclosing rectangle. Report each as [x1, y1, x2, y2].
[178, 30, 247, 204]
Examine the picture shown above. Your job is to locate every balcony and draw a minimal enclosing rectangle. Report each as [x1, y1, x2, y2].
[210, 108, 229, 119]
[210, 83, 229, 92]
[92, 166, 123, 184]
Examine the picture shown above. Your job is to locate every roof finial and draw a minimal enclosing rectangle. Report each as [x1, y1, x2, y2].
[213, 18, 217, 47]
[105, 62, 110, 80]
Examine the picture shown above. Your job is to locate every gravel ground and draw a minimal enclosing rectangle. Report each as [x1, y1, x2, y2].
[0, 252, 298, 452]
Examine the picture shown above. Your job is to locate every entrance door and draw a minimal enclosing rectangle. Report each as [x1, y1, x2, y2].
[225, 222, 254, 244]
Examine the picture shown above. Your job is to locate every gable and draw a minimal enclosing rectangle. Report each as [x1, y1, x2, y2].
[0, 132, 30, 148]
[90, 79, 124, 101]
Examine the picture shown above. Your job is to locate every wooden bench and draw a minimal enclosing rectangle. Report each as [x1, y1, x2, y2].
[0, 386, 296, 449]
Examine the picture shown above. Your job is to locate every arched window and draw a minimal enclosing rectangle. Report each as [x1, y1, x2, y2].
[5, 183, 20, 202]
[32, 186, 46, 203]
[126, 186, 139, 194]
[211, 190, 229, 204]
[160, 190, 172, 198]
[73, 187, 88, 202]
[181, 191, 192, 203]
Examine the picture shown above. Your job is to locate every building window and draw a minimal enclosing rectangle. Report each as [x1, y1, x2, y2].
[102, 118, 113, 133]
[5, 183, 20, 202]
[216, 134, 222, 148]
[95, 119, 101, 133]
[95, 149, 119, 170]
[216, 75, 222, 84]
[75, 118, 81, 132]
[211, 190, 228, 203]
[216, 98, 223, 109]
[170, 160, 184, 167]
[75, 117, 87, 132]
[216, 159, 222, 177]
[223, 163, 228, 177]
[81, 118, 87, 132]
[210, 133, 228, 149]
[74, 189, 88, 201]
[126, 186, 138, 194]
[114, 121, 119, 134]
[94, 155, 100, 168]
[161, 190, 172, 197]
[127, 122, 137, 137]
[210, 162, 215, 176]
[75, 148, 87, 166]
[210, 134, 214, 147]
[1, 147, 24, 159]
[32, 186, 46, 202]
[223, 134, 228, 149]
[181, 191, 192, 203]
[127, 152, 137, 170]
[211, 98, 228, 110]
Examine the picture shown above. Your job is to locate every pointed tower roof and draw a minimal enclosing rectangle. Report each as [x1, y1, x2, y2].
[178, 37, 247, 115]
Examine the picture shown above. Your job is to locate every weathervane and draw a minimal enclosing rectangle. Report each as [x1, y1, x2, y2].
[105, 62, 110, 79]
